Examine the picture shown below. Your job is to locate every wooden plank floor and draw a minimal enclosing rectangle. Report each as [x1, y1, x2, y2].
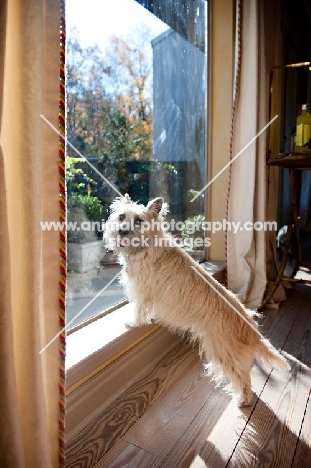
[67, 271, 311, 468]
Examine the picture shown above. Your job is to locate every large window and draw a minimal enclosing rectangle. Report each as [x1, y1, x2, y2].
[66, 0, 207, 333]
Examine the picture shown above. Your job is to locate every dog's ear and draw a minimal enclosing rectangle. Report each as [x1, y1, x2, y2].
[123, 193, 131, 203]
[147, 197, 164, 218]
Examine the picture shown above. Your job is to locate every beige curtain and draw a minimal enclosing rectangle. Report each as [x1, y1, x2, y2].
[227, 0, 283, 308]
[227, 0, 267, 308]
[0, 1, 62, 466]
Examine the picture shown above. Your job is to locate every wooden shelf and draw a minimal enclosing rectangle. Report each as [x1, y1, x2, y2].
[267, 152, 311, 168]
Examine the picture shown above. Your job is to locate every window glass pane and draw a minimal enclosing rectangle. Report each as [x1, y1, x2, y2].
[66, 0, 207, 331]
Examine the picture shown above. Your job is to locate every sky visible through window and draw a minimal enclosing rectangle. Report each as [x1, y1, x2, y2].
[65, 0, 207, 331]
[66, 0, 168, 51]
[65, 0, 169, 330]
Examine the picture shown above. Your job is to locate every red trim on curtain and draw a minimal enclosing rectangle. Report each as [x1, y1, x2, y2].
[59, 1, 66, 465]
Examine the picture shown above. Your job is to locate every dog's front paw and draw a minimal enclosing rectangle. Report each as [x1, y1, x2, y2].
[124, 321, 140, 329]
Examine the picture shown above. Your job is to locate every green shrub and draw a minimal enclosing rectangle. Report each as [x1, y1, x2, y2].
[181, 214, 205, 241]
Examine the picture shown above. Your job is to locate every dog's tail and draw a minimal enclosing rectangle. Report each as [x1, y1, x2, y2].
[255, 338, 290, 371]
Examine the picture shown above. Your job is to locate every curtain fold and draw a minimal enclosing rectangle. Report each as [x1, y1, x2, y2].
[226, 0, 284, 308]
[226, 0, 267, 308]
[0, 1, 62, 466]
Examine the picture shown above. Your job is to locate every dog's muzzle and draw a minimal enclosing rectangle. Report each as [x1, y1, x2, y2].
[118, 228, 130, 236]
[117, 222, 131, 247]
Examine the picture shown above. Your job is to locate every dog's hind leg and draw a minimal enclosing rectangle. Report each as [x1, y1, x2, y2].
[202, 338, 254, 407]
[223, 353, 254, 407]
[234, 371, 253, 408]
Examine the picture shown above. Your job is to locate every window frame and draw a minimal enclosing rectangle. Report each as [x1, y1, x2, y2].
[65, 0, 216, 395]
[65, 0, 238, 437]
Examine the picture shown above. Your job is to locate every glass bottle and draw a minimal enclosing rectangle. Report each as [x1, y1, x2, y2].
[296, 104, 311, 153]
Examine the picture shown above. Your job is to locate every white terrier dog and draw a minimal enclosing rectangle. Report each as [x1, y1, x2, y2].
[104, 195, 290, 407]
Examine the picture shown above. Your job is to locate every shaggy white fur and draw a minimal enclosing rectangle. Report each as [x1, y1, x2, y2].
[104, 195, 290, 407]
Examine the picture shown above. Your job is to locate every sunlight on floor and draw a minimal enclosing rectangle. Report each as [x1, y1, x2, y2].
[190, 454, 207, 467]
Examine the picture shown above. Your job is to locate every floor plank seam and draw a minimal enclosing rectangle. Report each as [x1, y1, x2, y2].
[65, 280, 311, 467]
[158, 286, 309, 467]
[158, 384, 226, 467]
[278, 288, 309, 355]
[225, 369, 274, 467]
[122, 355, 207, 459]
[65, 341, 197, 465]
[259, 303, 287, 330]
[289, 293, 311, 468]
[130, 441, 164, 460]
[260, 287, 305, 353]
[225, 285, 310, 467]
[290, 387, 311, 467]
